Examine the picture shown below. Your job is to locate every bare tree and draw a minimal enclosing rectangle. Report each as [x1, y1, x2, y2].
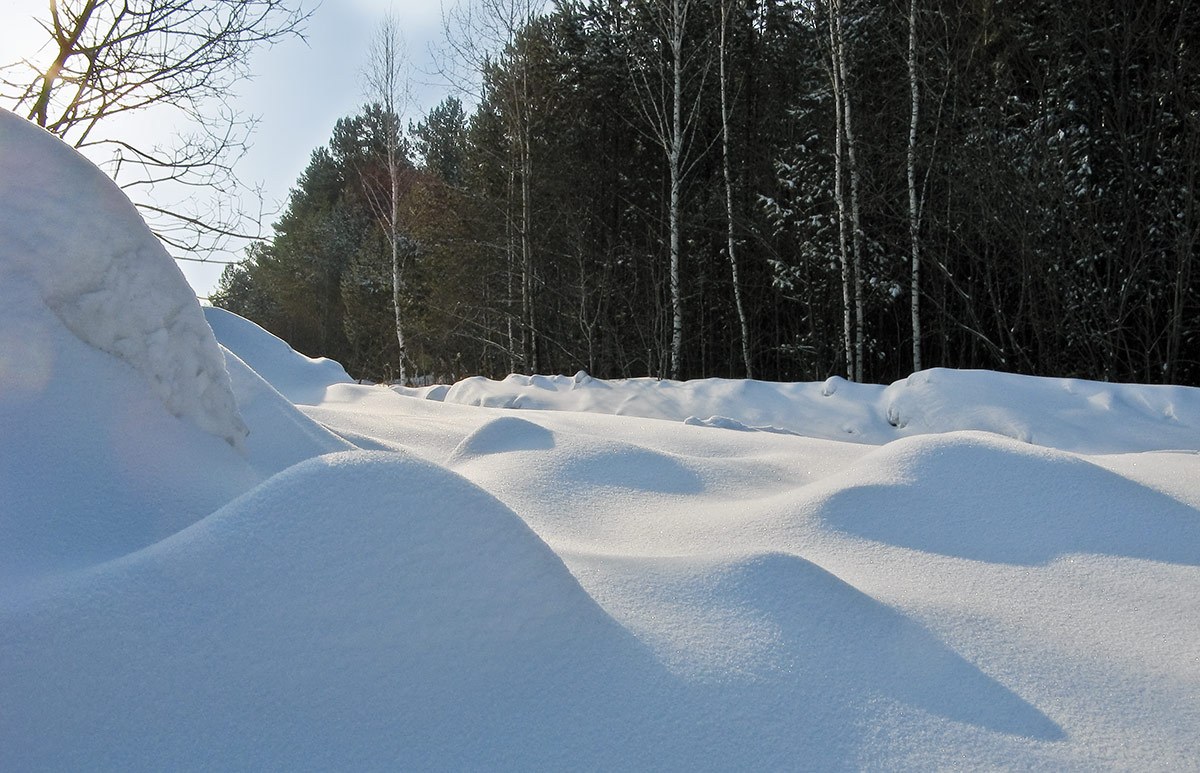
[625, 0, 711, 380]
[438, 0, 545, 374]
[1, 0, 308, 258]
[362, 12, 412, 383]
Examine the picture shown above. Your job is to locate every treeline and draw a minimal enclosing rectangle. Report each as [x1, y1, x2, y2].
[212, 0, 1200, 385]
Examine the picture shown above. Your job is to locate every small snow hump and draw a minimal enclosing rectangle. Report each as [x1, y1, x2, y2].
[446, 415, 556, 464]
[821, 376, 844, 397]
[0, 109, 247, 447]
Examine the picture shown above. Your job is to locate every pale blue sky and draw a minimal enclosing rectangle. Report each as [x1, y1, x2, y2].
[2, 0, 456, 296]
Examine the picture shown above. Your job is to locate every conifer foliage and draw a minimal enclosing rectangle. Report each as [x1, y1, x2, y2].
[214, 0, 1200, 385]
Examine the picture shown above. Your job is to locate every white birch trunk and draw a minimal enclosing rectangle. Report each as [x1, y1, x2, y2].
[829, 1, 854, 380]
[389, 140, 407, 385]
[834, 0, 865, 383]
[623, 0, 702, 380]
[521, 120, 537, 373]
[365, 13, 409, 384]
[506, 168, 518, 373]
[669, 0, 685, 381]
[719, 0, 753, 379]
[907, 0, 922, 373]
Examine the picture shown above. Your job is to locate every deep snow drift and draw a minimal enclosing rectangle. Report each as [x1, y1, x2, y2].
[0, 109, 246, 448]
[0, 110, 347, 585]
[3, 111, 1200, 770]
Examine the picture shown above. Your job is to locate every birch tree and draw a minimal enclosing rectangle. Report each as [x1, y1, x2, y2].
[362, 12, 412, 383]
[906, 0, 922, 372]
[824, 0, 855, 379]
[831, 0, 865, 382]
[625, 0, 710, 380]
[718, 0, 753, 378]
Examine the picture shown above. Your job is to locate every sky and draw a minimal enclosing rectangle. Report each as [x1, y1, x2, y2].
[1, 0, 460, 298]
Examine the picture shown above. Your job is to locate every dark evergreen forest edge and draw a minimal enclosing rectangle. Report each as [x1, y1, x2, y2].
[211, 0, 1200, 386]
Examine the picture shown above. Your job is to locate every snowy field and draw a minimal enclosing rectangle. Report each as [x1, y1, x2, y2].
[3, 108, 1200, 770]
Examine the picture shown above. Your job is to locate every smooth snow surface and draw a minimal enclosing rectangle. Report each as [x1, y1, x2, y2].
[204, 305, 352, 404]
[0, 109, 246, 447]
[2, 122, 1199, 768]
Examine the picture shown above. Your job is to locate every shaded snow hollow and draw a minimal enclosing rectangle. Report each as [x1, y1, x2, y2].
[0, 108, 246, 447]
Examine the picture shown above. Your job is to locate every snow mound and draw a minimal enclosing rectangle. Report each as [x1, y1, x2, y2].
[204, 306, 352, 404]
[450, 428, 705, 498]
[0, 451, 673, 769]
[810, 431, 1200, 565]
[442, 369, 1200, 453]
[392, 382, 451, 400]
[0, 274, 259, 589]
[0, 109, 245, 446]
[446, 415, 556, 463]
[683, 415, 801, 435]
[698, 552, 1060, 736]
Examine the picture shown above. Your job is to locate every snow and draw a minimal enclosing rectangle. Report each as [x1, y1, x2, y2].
[0, 109, 246, 448]
[203, 305, 352, 404]
[440, 368, 1200, 453]
[0, 271, 258, 587]
[3, 109, 1200, 769]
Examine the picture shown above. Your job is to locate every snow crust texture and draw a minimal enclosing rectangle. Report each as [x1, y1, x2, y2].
[0, 108, 246, 446]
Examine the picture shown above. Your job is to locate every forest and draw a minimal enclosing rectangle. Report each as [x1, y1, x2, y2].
[211, 0, 1200, 386]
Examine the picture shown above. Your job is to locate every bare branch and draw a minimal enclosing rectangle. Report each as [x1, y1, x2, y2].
[2, 0, 311, 260]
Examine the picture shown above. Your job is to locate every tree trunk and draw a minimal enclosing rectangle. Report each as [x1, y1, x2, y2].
[506, 168, 519, 373]
[669, 0, 685, 380]
[364, 13, 409, 384]
[390, 140, 407, 384]
[719, 0, 753, 379]
[833, 0, 865, 383]
[907, 0, 922, 373]
[519, 60, 539, 374]
[828, 0, 855, 380]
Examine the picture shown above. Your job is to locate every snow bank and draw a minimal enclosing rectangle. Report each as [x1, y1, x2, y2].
[218, 346, 354, 475]
[0, 111, 353, 588]
[204, 306, 352, 404]
[441, 368, 1200, 453]
[0, 108, 245, 446]
[0, 297, 349, 587]
[881, 368, 1200, 453]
